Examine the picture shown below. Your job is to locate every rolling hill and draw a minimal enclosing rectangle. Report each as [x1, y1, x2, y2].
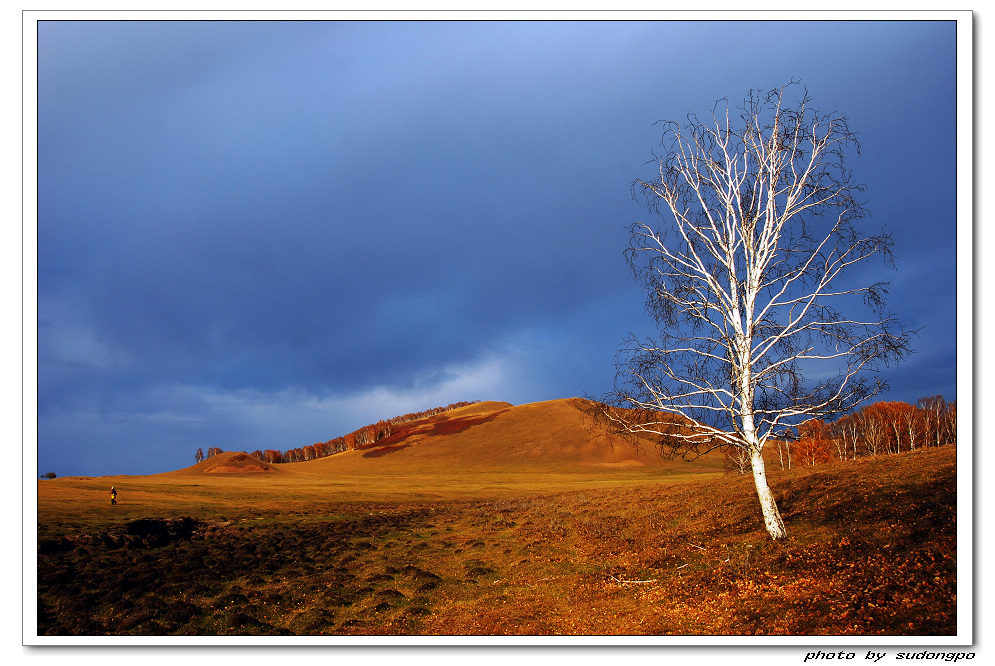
[228, 397, 719, 476]
[37, 398, 724, 529]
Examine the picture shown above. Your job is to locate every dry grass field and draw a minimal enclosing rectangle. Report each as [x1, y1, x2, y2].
[36, 399, 957, 636]
[37, 400, 722, 534]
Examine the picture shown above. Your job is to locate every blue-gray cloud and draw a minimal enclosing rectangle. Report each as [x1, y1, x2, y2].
[36, 20, 959, 475]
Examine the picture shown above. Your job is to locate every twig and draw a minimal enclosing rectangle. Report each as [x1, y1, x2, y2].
[686, 542, 706, 551]
[609, 575, 658, 585]
[676, 563, 690, 569]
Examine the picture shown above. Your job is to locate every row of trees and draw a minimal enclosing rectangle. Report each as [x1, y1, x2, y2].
[193, 447, 224, 464]
[725, 395, 956, 473]
[194, 401, 479, 466]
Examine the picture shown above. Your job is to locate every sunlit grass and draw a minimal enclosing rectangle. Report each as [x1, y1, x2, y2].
[37, 446, 955, 636]
[36, 400, 955, 637]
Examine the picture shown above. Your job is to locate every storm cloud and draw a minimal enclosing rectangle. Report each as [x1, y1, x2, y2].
[36, 20, 959, 475]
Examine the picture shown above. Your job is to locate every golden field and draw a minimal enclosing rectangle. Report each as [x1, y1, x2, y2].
[36, 398, 956, 636]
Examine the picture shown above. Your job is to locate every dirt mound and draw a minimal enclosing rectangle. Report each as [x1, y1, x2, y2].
[195, 452, 275, 474]
[151, 398, 714, 480]
[39, 517, 203, 554]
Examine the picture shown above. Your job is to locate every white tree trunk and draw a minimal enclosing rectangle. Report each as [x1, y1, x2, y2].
[609, 85, 913, 540]
[750, 447, 787, 539]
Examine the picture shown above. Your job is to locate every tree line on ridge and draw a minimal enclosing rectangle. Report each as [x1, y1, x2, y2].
[194, 401, 480, 465]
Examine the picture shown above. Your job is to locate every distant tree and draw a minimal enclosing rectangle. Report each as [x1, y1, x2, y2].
[600, 83, 912, 540]
[943, 401, 957, 446]
[249, 450, 264, 461]
[41, 472, 56, 479]
[916, 395, 955, 447]
[773, 438, 792, 470]
[881, 401, 923, 453]
[344, 432, 357, 450]
[195, 447, 205, 464]
[267, 400, 480, 464]
[796, 420, 833, 466]
[834, 413, 861, 461]
[827, 421, 849, 462]
[206, 447, 223, 458]
[855, 404, 888, 456]
[723, 446, 750, 475]
[899, 402, 926, 452]
[354, 427, 373, 448]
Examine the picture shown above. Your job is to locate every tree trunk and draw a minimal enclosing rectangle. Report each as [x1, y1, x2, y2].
[750, 447, 787, 539]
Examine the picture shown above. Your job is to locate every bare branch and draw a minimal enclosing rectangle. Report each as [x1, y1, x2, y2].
[602, 83, 913, 540]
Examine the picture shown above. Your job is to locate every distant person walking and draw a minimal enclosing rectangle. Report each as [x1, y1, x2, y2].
[110, 486, 117, 505]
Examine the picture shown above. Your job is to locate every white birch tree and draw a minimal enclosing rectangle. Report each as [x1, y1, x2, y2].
[602, 84, 912, 540]
[916, 395, 948, 447]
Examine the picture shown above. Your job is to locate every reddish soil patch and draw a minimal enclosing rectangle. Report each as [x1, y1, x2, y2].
[362, 444, 412, 458]
[423, 411, 507, 438]
[366, 423, 424, 449]
[202, 453, 274, 474]
[357, 409, 508, 452]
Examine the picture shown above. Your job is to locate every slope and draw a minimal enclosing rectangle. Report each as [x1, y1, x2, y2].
[37, 398, 724, 527]
[37, 444, 957, 636]
[280, 397, 722, 477]
[182, 451, 278, 475]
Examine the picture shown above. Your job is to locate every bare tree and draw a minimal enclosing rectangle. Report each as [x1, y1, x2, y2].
[840, 417, 860, 461]
[774, 438, 792, 470]
[944, 401, 957, 445]
[602, 84, 912, 539]
[916, 395, 948, 447]
[830, 429, 848, 462]
[899, 403, 923, 452]
[858, 408, 886, 457]
[724, 445, 751, 475]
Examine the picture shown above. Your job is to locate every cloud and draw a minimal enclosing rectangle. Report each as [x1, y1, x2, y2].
[190, 353, 518, 440]
[34, 20, 959, 477]
[40, 320, 119, 372]
[38, 351, 534, 475]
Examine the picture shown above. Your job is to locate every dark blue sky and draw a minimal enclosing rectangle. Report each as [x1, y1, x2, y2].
[36, 20, 959, 476]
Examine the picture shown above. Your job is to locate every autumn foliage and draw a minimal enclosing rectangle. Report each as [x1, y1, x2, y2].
[795, 420, 834, 467]
[781, 395, 956, 471]
[245, 401, 481, 464]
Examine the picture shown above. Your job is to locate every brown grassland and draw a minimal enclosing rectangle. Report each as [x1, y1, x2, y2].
[36, 399, 957, 636]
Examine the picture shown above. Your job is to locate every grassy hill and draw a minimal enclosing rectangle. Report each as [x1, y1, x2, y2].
[37, 398, 724, 532]
[35, 398, 957, 636]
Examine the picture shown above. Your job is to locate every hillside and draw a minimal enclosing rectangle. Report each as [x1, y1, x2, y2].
[184, 452, 278, 475]
[285, 398, 715, 474]
[37, 444, 957, 636]
[182, 397, 719, 477]
[37, 398, 723, 530]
